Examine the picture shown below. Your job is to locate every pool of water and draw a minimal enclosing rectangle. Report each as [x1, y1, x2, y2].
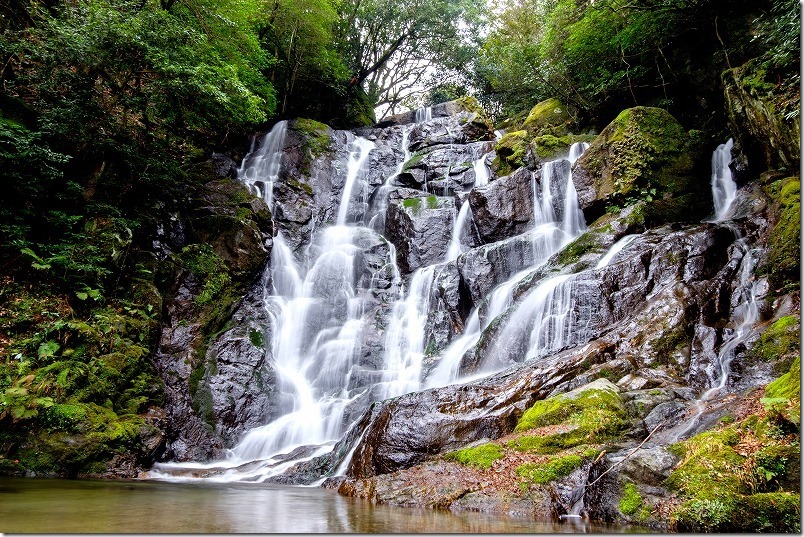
[0, 477, 646, 533]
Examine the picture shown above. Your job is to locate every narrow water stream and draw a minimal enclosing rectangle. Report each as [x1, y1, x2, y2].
[0, 478, 647, 533]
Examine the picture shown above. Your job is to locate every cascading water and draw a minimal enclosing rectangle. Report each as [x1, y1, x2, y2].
[337, 138, 376, 225]
[425, 143, 591, 386]
[670, 241, 762, 442]
[665, 139, 759, 442]
[445, 201, 473, 261]
[711, 138, 736, 221]
[379, 266, 436, 399]
[238, 121, 288, 207]
[415, 106, 433, 123]
[472, 154, 491, 187]
[151, 133, 386, 482]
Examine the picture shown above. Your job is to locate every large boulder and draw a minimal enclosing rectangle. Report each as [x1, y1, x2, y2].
[385, 195, 455, 274]
[573, 107, 710, 225]
[522, 97, 577, 137]
[468, 167, 535, 243]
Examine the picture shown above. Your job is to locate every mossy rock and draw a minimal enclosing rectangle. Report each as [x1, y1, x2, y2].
[510, 379, 627, 452]
[522, 98, 576, 137]
[762, 356, 800, 425]
[530, 133, 596, 162]
[492, 130, 529, 176]
[749, 315, 800, 371]
[454, 96, 494, 133]
[667, 400, 801, 532]
[574, 107, 708, 224]
[723, 58, 800, 172]
[762, 177, 800, 294]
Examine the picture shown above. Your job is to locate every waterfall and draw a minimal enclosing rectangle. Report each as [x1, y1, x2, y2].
[711, 138, 736, 221]
[424, 143, 591, 386]
[415, 106, 433, 123]
[594, 235, 638, 269]
[701, 243, 761, 399]
[380, 266, 436, 399]
[472, 154, 491, 187]
[445, 201, 473, 261]
[367, 125, 414, 232]
[668, 241, 762, 442]
[337, 138, 376, 225]
[237, 120, 288, 208]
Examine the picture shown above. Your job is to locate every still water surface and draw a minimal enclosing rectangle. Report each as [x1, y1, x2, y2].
[0, 478, 645, 533]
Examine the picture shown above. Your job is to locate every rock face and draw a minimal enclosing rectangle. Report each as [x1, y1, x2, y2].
[723, 59, 800, 174]
[468, 167, 535, 243]
[573, 107, 710, 224]
[154, 175, 273, 461]
[385, 195, 455, 273]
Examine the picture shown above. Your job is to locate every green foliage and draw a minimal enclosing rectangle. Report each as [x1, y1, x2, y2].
[181, 244, 231, 306]
[444, 442, 504, 469]
[474, 0, 764, 127]
[516, 454, 582, 484]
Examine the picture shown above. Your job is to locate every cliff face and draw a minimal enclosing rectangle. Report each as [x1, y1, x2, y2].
[145, 96, 799, 531]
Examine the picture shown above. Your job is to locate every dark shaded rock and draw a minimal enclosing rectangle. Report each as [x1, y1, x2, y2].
[723, 59, 800, 174]
[385, 195, 455, 274]
[468, 167, 535, 243]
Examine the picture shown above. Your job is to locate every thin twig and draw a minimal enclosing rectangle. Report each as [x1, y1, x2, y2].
[586, 420, 666, 489]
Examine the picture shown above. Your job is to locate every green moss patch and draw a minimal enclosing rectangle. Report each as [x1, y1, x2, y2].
[516, 453, 583, 484]
[510, 380, 627, 452]
[555, 232, 601, 266]
[666, 388, 801, 532]
[750, 315, 800, 370]
[763, 177, 800, 294]
[762, 356, 800, 425]
[444, 442, 503, 469]
[619, 482, 651, 520]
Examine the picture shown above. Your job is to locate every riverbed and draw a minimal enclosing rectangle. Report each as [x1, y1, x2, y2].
[0, 477, 647, 533]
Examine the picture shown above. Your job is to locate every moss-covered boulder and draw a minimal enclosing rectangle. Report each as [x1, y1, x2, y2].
[666, 379, 801, 533]
[492, 129, 529, 176]
[723, 58, 800, 174]
[573, 107, 710, 224]
[522, 97, 577, 137]
[509, 378, 627, 453]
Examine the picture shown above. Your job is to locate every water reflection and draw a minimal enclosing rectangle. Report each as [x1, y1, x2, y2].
[0, 478, 647, 533]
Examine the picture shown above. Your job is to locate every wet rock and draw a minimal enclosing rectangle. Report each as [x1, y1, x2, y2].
[385, 195, 455, 274]
[456, 229, 545, 306]
[607, 445, 679, 488]
[346, 344, 606, 479]
[468, 167, 535, 243]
